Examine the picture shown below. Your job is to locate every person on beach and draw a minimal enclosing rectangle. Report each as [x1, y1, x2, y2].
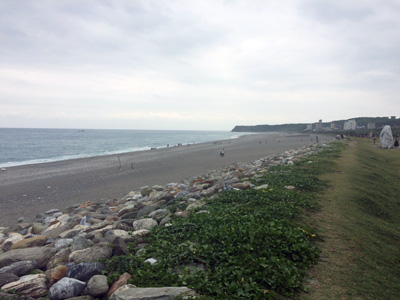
[220, 149, 224, 157]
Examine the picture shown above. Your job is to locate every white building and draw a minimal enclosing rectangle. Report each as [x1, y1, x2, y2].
[343, 119, 357, 130]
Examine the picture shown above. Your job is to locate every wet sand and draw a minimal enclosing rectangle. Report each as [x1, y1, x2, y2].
[0, 133, 328, 227]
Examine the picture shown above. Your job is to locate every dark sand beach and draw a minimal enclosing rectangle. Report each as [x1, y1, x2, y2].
[0, 133, 329, 227]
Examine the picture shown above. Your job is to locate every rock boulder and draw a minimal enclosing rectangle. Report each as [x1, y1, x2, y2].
[2, 274, 48, 298]
[132, 218, 158, 231]
[380, 125, 394, 149]
[11, 235, 48, 250]
[0, 246, 57, 268]
[86, 275, 109, 297]
[0, 260, 38, 276]
[0, 273, 19, 288]
[69, 243, 113, 264]
[109, 285, 196, 300]
[49, 277, 86, 300]
[106, 273, 131, 298]
[67, 262, 106, 282]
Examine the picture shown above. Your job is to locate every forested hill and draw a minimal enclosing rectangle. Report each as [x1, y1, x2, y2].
[231, 117, 400, 132]
[232, 123, 308, 132]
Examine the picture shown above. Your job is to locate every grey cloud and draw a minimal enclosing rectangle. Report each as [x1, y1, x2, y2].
[1, 0, 399, 130]
[0, 0, 226, 72]
[294, 1, 400, 92]
[299, 0, 374, 24]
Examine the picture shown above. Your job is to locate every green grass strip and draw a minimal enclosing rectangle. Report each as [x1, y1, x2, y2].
[301, 139, 400, 300]
[345, 141, 400, 299]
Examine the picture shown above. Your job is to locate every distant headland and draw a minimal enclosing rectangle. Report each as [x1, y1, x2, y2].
[232, 116, 400, 132]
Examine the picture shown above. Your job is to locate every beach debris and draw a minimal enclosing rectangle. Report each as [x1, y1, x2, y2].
[80, 216, 91, 226]
[145, 258, 157, 265]
[285, 185, 296, 190]
[45, 209, 61, 214]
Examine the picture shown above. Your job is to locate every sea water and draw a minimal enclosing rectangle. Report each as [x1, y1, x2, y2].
[0, 128, 244, 168]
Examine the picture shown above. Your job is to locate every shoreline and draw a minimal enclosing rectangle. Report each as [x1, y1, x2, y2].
[0, 129, 245, 169]
[0, 134, 247, 186]
[0, 133, 329, 227]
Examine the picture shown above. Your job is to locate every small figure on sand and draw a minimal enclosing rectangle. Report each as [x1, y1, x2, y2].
[220, 149, 224, 157]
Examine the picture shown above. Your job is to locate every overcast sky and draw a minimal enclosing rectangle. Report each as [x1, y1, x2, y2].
[1, 0, 399, 131]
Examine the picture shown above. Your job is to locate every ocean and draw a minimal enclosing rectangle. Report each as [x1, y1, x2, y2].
[0, 128, 244, 168]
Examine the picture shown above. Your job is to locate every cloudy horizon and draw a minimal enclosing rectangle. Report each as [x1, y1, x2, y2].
[1, 0, 399, 131]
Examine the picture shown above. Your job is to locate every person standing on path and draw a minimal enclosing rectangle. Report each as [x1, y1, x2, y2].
[220, 149, 224, 157]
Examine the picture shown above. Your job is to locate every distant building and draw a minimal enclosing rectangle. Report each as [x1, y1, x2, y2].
[367, 122, 376, 129]
[315, 120, 323, 131]
[330, 122, 342, 130]
[344, 119, 357, 130]
[391, 116, 396, 120]
[306, 124, 312, 131]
